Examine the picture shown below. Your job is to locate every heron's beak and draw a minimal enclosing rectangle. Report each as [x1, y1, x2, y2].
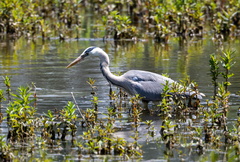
[66, 56, 83, 68]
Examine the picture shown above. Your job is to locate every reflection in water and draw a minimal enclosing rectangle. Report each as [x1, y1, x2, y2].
[0, 36, 240, 160]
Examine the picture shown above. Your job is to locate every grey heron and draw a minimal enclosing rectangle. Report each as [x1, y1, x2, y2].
[67, 46, 202, 105]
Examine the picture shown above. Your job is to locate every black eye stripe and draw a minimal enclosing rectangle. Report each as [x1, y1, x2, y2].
[85, 46, 96, 54]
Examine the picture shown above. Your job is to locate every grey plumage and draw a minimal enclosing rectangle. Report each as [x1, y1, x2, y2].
[67, 46, 203, 103]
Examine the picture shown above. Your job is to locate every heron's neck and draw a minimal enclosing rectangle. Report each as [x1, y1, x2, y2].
[99, 53, 121, 86]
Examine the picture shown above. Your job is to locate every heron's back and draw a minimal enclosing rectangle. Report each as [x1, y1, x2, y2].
[121, 70, 175, 101]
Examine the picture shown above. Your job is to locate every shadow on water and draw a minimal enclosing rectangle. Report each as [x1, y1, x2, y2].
[0, 36, 240, 161]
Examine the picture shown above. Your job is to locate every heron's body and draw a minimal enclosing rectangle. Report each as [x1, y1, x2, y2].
[108, 69, 175, 101]
[67, 46, 202, 102]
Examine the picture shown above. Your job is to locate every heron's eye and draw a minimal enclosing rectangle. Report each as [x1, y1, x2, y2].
[84, 52, 89, 57]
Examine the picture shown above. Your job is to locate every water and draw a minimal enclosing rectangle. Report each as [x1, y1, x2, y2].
[0, 36, 240, 161]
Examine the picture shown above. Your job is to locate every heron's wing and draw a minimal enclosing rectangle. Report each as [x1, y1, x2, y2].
[122, 70, 175, 101]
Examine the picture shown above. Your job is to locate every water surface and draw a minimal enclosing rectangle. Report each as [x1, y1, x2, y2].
[0, 36, 239, 161]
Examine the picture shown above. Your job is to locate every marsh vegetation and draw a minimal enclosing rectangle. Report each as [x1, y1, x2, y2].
[1, 0, 240, 41]
[0, 0, 239, 161]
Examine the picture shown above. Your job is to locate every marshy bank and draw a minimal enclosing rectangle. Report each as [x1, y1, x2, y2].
[1, 0, 240, 41]
[0, 0, 240, 161]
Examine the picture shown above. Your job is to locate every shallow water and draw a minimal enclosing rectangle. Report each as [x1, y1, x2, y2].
[0, 36, 240, 161]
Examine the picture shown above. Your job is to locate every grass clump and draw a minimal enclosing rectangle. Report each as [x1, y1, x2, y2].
[6, 85, 37, 142]
[0, 77, 143, 161]
[1, 0, 240, 42]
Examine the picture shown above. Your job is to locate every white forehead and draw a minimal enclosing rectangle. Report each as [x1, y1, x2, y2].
[87, 47, 103, 56]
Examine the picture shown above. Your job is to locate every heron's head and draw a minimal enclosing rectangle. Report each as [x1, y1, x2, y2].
[66, 46, 100, 68]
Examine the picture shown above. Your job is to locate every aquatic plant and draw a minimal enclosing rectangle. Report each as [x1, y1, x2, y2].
[42, 102, 78, 142]
[0, 135, 12, 161]
[98, 0, 240, 41]
[87, 78, 97, 96]
[1, 0, 240, 154]
[0, 59, 239, 161]
[129, 95, 142, 155]
[0, 76, 145, 160]
[216, 83, 231, 118]
[144, 120, 156, 141]
[0, 0, 240, 41]
[209, 54, 220, 99]
[158, 80, 172, 114]
[209, 49, 235, 101]
[220, 49, 235, 92]
[38, 19, 51, 40]
[42, 110, 57, 142]
[160, 116, 176, 149]
[3, 76, 11, 102]
[102, 11, 138, 40]
[59, 101, 77, 141]
[0, 89, 5, 119]
[194, 127, 204, 154]
[6, 85, 37, 141]
[80, 106, 142, 158]
[86, 78, 99, 124]
[208, 49, 235, 129]
[74, 82, 143, 158]
[0, 0, 83, 39]
[170, 81, 188, 111]
[158, 78, 202, 117]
